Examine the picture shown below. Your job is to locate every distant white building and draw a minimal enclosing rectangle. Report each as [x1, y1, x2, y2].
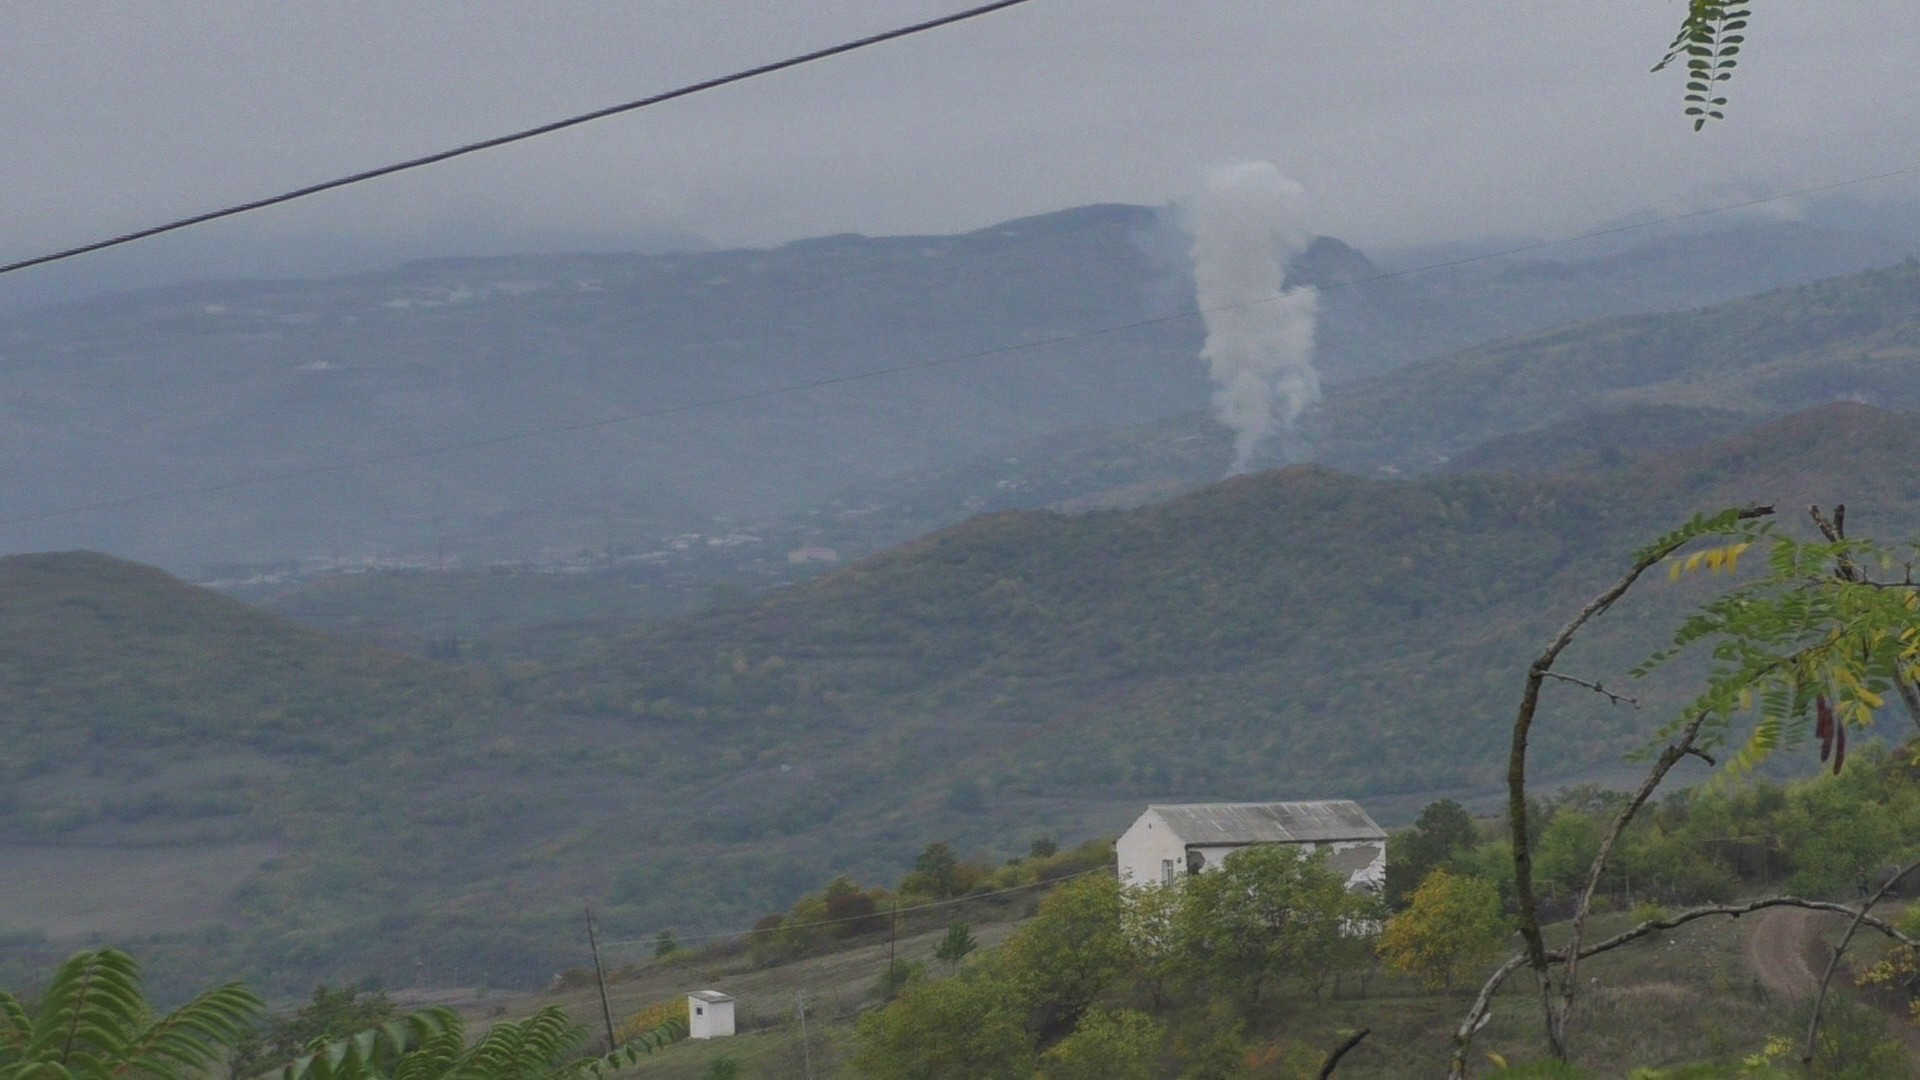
[687, 991, 735, 1039]
[1116, 800, 1386, 893]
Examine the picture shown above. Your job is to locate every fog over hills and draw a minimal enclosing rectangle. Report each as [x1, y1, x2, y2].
[3, 203, 1912, 575]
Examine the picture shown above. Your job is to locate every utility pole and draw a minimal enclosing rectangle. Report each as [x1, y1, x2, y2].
[887, 900, 898, 998]
[796, 991, 814, 1080]
[584, 907, 618, 1053]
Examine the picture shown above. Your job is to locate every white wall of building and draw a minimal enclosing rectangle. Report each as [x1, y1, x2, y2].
[687, 993, 735, 1039]
[1124, 828, 1385, 893]
[1116, 809, 1187, 887]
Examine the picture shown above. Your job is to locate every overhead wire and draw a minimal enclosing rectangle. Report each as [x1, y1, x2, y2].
[0, 0, 1038, 278]
[5, 159, 1919, 530]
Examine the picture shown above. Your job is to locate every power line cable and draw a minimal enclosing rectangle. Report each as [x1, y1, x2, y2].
[3, 160, 1918, 529]
[0, 0, 1038, 278]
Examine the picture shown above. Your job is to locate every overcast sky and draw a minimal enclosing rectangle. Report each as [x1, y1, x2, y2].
[3, 0, 1918, 288]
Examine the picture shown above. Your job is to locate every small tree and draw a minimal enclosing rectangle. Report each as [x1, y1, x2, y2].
[997, 875, 1132, 1041]
[1036, 1009, 1165, 1080]
[910, 842, 961, 898]
[1178, 844, 1367, 1004]
[853, 964, 1035, 1080]
[653, 929, 679, 958]
[933, 922, 978, 972]
[1379, 869, 1508, 990]
[1386, 799, 1480, 907]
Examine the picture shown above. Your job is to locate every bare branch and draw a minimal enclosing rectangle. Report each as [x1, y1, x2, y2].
[1504, 505, 1772, 1059]
[1450, 952, 1529, 1080]
[1540, 671, 1640, 708]
[1802, 856, 1920, 1064]
[1574, 896, 1918, 957]
[1554, 711, 1710, 1049]
[1317, 1027, 1370, 1079]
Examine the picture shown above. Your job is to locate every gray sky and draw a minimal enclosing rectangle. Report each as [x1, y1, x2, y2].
[3, 1, 1918, 279]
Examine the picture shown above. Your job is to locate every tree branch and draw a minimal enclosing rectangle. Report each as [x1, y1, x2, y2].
[1575, 896, 1918, 957]
[1504, 505, 1772, 1060]
[1316, 1027, 1370, 1079]
[1449, 894, 1920, 1079]
[1539, 671, 1640, 708]
[1802, 856, 1920, 1065]
[1449, 953, 1528, 1080]
[1554, 711, 1710, 1049]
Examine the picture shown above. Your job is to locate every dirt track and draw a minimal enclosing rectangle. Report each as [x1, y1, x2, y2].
[1744, 907, 1827, 999]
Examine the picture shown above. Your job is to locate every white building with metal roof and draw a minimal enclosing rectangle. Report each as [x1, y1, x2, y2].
[1116, 800, 1386, 892]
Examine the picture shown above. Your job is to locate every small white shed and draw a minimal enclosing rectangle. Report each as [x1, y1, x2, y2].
[687, 991, 735, 1039]
[1116, 800, 1386, 893]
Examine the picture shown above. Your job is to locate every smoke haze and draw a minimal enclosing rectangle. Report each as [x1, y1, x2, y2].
[1188, 162, 1320, 472]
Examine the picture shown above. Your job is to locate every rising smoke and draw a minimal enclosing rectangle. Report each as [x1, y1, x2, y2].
[1187, 162, 1319, 473]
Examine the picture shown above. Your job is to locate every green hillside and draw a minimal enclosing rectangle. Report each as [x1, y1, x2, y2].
[1316, 258, 1920, 472]
[2, 552, 483, 767]
[9, 405, 1920, 999]
[495, 404, 1920, 954]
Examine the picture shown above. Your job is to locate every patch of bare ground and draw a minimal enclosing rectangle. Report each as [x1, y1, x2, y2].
[1744, 907, 1830, 1000]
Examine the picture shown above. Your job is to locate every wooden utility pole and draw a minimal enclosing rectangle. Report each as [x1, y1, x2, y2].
[796, 991, 813, 1080]
[584, 907, 618, 1053]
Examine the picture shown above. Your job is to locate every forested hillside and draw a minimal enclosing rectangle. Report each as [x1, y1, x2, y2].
[9, 405, 1920, 997]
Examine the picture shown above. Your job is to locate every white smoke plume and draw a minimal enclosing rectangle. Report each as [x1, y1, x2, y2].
[1188, 162, 1319, 473]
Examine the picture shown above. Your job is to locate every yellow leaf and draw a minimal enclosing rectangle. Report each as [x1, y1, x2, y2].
[1486, 1052, 1510, 1069]
[1726, 542, 1749, 573]
[1669, 558, 1684, 581]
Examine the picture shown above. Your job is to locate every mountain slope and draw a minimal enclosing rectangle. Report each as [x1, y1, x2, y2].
[780, 258, 1920, 555]
[1315, 259, 1920, 471]
[2, 551, 481, 764]
[10, 406, 1920, 999]
[501, 404, 1920, 940]
[4, 206, 1908, 573]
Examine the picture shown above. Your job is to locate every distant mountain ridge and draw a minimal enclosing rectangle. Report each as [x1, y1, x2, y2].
[232, 253, 1920, 655]
[3, 203, 1910, 573]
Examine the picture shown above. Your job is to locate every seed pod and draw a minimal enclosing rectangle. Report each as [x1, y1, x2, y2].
[1817, 696, 1835, 762]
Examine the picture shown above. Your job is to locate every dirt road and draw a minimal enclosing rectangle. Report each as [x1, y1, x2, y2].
[1744, 907, 1828, 999]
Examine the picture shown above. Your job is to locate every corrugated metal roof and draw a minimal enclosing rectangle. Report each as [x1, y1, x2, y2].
[689, 990, 734, 1003]
[1150, 800, 1385, 844]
